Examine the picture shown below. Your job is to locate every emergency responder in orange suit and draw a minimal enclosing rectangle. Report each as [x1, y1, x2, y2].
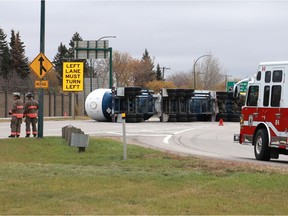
[23, 92, 38, 137]
[8, 92, 24, 138]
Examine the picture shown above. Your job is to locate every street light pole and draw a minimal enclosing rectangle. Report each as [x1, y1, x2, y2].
[193, 54, 210, 89]
[97, 35, 116, 41]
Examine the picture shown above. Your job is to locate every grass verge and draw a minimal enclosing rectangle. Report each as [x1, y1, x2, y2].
[0, 136, 288, 215]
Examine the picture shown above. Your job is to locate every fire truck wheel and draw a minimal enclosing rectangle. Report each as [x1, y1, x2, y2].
[254, 129, 271, 161]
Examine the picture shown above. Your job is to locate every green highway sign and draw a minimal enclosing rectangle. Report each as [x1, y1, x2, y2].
[226, 81, 248, 93]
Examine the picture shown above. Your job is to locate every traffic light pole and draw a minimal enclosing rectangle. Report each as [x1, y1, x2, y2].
[38, 0, 45, 138]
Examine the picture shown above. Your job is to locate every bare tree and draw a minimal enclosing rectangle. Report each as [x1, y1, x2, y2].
[0, 70, 33, 92]
[165, 71, 193, 88]
[165, 54, 225, 90]
[145, 80, 176, 93]
[93, 59, 109, 88]
[133, 59, 152, 86]
[196, 54, 225, 90]
[85, 59, 109, 88]
[112, 51, 134, 87]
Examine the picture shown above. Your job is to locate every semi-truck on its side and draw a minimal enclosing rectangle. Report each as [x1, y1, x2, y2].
[85, 88, 221, 122]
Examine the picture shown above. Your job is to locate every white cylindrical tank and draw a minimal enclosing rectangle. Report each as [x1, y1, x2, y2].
[85, 88, 112, 121]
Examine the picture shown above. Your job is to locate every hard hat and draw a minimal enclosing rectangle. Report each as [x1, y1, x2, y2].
[25, 92, 33, 98]
[13, 92, 20, 98]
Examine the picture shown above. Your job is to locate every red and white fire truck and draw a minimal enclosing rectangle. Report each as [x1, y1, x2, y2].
[234, 61, 288, 161]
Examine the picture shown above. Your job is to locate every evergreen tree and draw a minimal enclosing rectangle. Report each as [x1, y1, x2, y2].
[10, 29, 15, 49]
[141, 48, 155, 82]
[0, 27, 11, 79]
[9, 30, 29, 79]
[68, 31, 83, 60]
[53, 32, 83, 86]
[156, 63, 163, 81]
[53, 42, 69, 85]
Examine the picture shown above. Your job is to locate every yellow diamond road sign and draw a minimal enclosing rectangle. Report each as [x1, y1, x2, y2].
[29, 52, 53, 79]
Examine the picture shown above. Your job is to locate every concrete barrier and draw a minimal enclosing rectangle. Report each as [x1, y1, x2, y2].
[62, 125, 89, 152]
[71, 133, 89, 152]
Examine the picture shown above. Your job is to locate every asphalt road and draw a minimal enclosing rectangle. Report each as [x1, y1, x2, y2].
[1, 118, 288, 167]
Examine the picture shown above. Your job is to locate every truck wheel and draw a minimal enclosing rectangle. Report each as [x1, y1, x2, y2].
[254, 129, 270, 161]
[126, 118, 137, 123]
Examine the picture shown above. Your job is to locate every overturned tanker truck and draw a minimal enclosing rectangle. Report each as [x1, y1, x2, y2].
[85, 87, 243, 122]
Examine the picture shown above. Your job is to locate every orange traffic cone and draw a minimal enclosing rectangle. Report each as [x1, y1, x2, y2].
[219, 118, 224, 126]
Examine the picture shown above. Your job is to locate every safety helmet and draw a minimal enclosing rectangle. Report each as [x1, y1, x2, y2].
[25, 92, 33, 98]
[13, 92, 20, 98]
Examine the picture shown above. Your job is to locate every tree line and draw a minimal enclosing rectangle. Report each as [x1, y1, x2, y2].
[0, 28, 31, 92]
[0, 28, 227, 94]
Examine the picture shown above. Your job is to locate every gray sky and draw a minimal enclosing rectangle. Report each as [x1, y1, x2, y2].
[1, 0, 288, 79]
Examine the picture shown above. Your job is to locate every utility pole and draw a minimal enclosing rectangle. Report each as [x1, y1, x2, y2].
[162, 67, 170, 81]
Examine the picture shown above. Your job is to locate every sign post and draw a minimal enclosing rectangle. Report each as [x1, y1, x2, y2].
[122, 113, 127, 160]
[28, 0, 53, 138]
[38, 0, 45, 138]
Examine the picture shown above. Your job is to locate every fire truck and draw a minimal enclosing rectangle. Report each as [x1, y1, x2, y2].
[234, 61, 288, 161]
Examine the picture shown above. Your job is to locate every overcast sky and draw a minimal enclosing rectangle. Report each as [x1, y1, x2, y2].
[1, 0, 288, 80]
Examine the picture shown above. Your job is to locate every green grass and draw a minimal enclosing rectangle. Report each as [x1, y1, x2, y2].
[0, 137, 288, 215]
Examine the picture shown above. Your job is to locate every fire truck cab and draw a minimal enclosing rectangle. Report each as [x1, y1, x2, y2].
[234, 61, 288, 161]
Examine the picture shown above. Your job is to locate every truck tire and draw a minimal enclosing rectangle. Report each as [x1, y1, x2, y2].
[185, 89, 194, 98]
[254, 129, 270, 161]
[124, 87, 142, 96]
[216, 92, 228, 100]
[187, 114, 197, 122]
[125, 90, 136, 96]
[126, 118, 137, 123]
[136, 113, 144, 122]
[176, 89, 186, 98]
[167, 89, 176, 98]
[168, 117, 176, 122]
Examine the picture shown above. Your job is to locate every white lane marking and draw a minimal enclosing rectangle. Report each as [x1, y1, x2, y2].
[163, 135, 173, 144]
[174, 128, 195, 135]
[163, 126, 208, 144]
[163, 128, 195, 144]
